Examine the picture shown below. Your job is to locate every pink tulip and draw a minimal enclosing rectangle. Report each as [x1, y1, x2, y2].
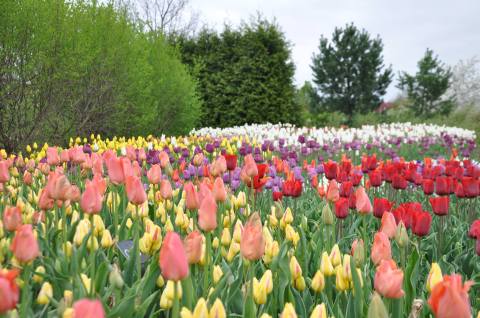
[184, 182, 199, 210]
[147, 165, 162, 184]
[46, 147, 60, 166]
[125, 175, 146, 205]
[159, 232, 189, 281]
[10, 224, 40, 263]
[240, 212, 265, 261]
[380, 212, 397, 239]
[159, 179, 173, 200]
[38, 188, 54, 211]
[159, 151, 170, 168]
[60, 150, 70, 163]
[106, 156, 125, 185]
[326, 180, 340, 202]
[212, 177, 227, 202]
[69, 146, 85, 164]
[80, 181, 103, 214]
[355, 186, 372, 214]
[198, 192, 217, 232]
[374, 259, 405, 299]
[371, 231, 392, 265]
[46, 172, 71, 201]
[73, 299, 105, 318]
[3, 206, 22, 231]
[0, 160, 10, 183]
[0, 269, 20, 314]
[23, 171, 33, 185]
[184, 230, 203, 264]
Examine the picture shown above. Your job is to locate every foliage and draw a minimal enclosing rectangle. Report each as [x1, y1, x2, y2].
[0, 0, 200, 152]
[177, 17, 303, 127]
[398, 49, 454, 117]
[310, 23, 392, 123]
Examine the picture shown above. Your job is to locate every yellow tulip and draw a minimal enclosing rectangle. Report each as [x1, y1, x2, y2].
[329, 244, 341, 267]
[192, 298, 209, 318]
[213, 265, 223, 284]
[320, 252, 335, 276]
[37, 282, 53, 305]
[33, 266, 46, 284]
[289, 256, 302, 279]
[311, 270, 325, 293]
[310, 303, 328, 318]
[426, 262, 443, 293]
[280, 302, 298, 318]
[209, 298, 226, 318]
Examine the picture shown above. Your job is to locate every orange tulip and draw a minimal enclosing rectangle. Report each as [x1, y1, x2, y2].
[10, 224, 40, 263]
[184, 182, 199, 210]
[73, 299, 105, 318]
[184, 230, 203, 264]
[326, 180, 339, 202]
[106, 156, 125, 185]
[147, 164, 162, 184]
[3, 206, 22, 231]
[159, 151, 170, 168]
[125, 175, 147, 205]
[428, 274, 472, 318]
[80, 180, 103, 214]
[374, 259, 404, 299]
[380, 212, 397, 239]
[159, 179, 173, 200]
[240, 212, 265, 261]
[355, 186, 372, 214]
[198, 192, 217, 232]
[159, 232, 189, 281]
[212, 177, 227, 202]
[0, 160, 10, 183]
[371, 231, 392, 265]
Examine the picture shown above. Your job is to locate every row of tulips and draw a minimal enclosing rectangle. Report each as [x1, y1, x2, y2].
[0, 129, 478, 318]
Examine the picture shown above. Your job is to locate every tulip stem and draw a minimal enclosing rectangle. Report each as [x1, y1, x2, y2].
[134, 208, 141, 281]
[172, 282, 180, 318]
[20, 264, 31, 318]
[112, 187, 118, 237]
[90, 221, 96, 296]
[203, 232, 212, 296]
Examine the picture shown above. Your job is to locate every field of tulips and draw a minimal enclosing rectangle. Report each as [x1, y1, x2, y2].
[0, 122, 479, 318]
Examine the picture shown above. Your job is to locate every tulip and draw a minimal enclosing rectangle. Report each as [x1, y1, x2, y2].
[47, 172, 72, 201]
[184, 230, 203, 264]
[323, 160, 337, 180]
[435, 176, 450, 195]
[310, 304, 327, 318]
[373, 198, 394, 219]
[322, 204, 334, 225]
[210, 298, 227, 318]
[469, 220, 480, 239]
[334, 197, 349, 219]
[380, 212, 397, 239]
[311, 270, 325, 293]
[395, 221, 409, 247]
[351, 238, 365, 266]
[412, 211, 432, 237]
[240, 212, 265, 261]
[0, 160, 10, 183]
[80, 181, 103, 214]
[329, 244, 341, 267]
[106, 156, 125, 185]
[367, 292, 389, 318]
[0, 269, 20, 314]
[159, 232, 189, 281]
[38, 188, 55, 211]
[462, 177, 479, 198]
[326, 180, 339, 202]
[283, 178, 302, 198]
[212, 177, 227, 202]
[320, 252, 335, 276]
[159, 179, 173, 200]
[422, 179, 435, 195]
[280, 302, 298, 318]
[184, 182, 200, 210]
[198, 192, 217, 232]
[73, 299, 105, 318]
[371, 232, 392, 265]
[147, 164, 162, 184]
[426, 263, 443, 293]
[429, 196, 449, 216]
[428, 274, 472, 318]
[3, 206, 22, 231]
[355, 186, 372, 214]
[374, 259, 404, 298]
[23, 171, 33, 185]
[10, 224, 40, 263]
[46, 147, 60, 166]
[368, 169, 382, 187]
[37, 282, 53, 305]
[125, 175, 147, 205]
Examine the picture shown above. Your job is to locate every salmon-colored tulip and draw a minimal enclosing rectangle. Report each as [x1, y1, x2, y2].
[198, 192, 217, 232]
[67, 185, 81, 202]
[125, 175, 147, 205]
[374, 259, 404, 299]
[210, 156, 227, 177]
[159, 179, 173, 200]
[23, 171, 33, 185]
[184, 230, 203, 264]
[60, 150, 70, 163]
[106, 156, 125, 185]
[0, 269, 20, 314]
[91, 153, 104, 176]
[159, 232, 189, 281]
[428, 274, 472, 318]
[46, 147, 60, 166]
[3, 206, 22, 231]
[159, 151, 170, 168]
[73, 299, 105, 318]
[240, 212, 265, 261]
[147, 165, 162, 184]
[38, 188, 54, 211]
[371, 231, 392, 265]
[46, 172, 71, 201]
[326, 180, 339, 202]
[91, 175, 107, 196]
[197, 182, 211, 206]
[80, 181, 103, 214]
[212, 177, 227, 202]
[184, 182, 199, 210]
[10, 224, 40, 263]
[0, 160, 10, 183]
[355, 186, 372, 214]
[380, 212, 397, 239]
[69, 146, 85, 164]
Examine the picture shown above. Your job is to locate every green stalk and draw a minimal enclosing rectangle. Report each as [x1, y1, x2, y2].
[172, 281, 180, 318]
[90, 220, 96, 296]
[203, 232, 212, 296]
[19, 264, 32, 318]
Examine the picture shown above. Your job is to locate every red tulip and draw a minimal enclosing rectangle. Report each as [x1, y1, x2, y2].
[435, 176, 449, 195]
[10, 224, 39, 263]
[272, 191, 283, 201]
[339, 181, 353, 197]
[368, 169, 382, 187]
[240, 212, 265, 261]
[468, 220, 480, 239]
[391, 174, 407, 190]
[371, 231, 392, 265]
[355, 186, 372, 214]
[462, 177, 479, 198]
[428, 274, 472, 318]
[412, 211, 432, 237]
[374, 259, 404, 299]
[422, 179, 435, 195]
[373, 197, 394, 219]
[334, 197, 349, 219]
[0, 160, 10, 183]
[184, 182, 200, 210]
[323, 160, 337, 180]
[73, 299, 105, 318]
[80, 180, 103, 214]
[159, 232, 189, 281]
[184, 230, 203, 264]
[198, 192, 217, 232]
[455, 182, 465, 198]
[283, 178, 302, 198]
[380, 212, 397, 239]
[0, 269, 20, 314]
[224, 154, 237, 171]
[430, 196, 450, 216]
[147, 164, 162, 184]
[3, 206, 22, 231]
[125, 175, 146, 205]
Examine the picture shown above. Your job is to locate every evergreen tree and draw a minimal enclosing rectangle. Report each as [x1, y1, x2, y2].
[398, 49, 454, 117]
[311, 23, 392, 123]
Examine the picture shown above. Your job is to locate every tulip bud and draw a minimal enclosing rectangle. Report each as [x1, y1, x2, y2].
[213, 265, 223, 284]
[367, 292, 389, 318]
[426, 263, 443, 292]
[281, 302, 297, 318]
[210, 298, 226, 318]
[311, 270, 325, 293]
[395, 221, 408, 248]
[33, 266, 45, 284]
[274, 201, 284, 219]
[329, 244, 341, 267]
[310, 304, 327, 318]
[37, 282, 53, 305]
[353, 239, 365, 267]
[109, 264, 124, 289]
[322, 204, 334, 225]
[320, 252, 335, 276]
[192, 297, 208, 317]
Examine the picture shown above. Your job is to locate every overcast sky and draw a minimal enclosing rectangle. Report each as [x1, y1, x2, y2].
[187, 0, 480, 100]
